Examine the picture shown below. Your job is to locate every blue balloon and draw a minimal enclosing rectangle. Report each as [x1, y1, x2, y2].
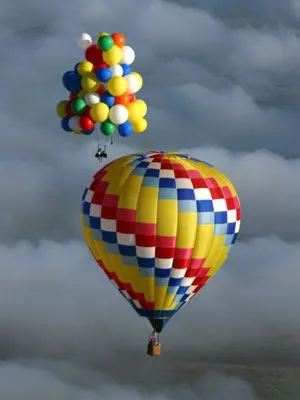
[121, 64, 131, 76]
[61, 117, 72, 132]
[82, 128, 95, 135]
[96, 67, 112, 82]
[74, 63, 80, 72]
[62, 71, 81, 93]
[118, 121, 133, 137]
[101, 91, 115, 107]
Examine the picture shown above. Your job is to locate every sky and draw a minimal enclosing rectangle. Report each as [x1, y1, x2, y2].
[1, 0, 300, 398]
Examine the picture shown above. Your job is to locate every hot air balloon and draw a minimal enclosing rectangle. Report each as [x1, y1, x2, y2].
[80, 151, 241, 356]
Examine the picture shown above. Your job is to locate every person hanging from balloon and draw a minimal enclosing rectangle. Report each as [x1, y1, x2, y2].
[56, 31, 148, 159]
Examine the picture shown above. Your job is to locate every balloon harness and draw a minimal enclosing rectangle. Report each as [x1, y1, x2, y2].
[94, 126, 112, 163]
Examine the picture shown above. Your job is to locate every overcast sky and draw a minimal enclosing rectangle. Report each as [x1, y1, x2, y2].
[1, 0, 300, 399]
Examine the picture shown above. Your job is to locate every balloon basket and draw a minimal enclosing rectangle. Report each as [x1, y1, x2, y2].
[147, 343, 161, 356]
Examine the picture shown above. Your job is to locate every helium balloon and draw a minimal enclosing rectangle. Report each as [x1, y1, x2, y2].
[56, 100, 68, 118]
[62, 71, 81, 92]
[84, 92, 100, 106]
[103, 45, 123, 66]
[107, 76, 128, 96]
[101, 91, 115, 107]
[96, 84, 106, 95]
[61, 116, 72, 131]
[98, 34, 114, 51]
[121, 45, 135, 65]
[82, 128, 95, 135]
[71, 98, 87, 114]
[118, 120, 133, 136]
[111, 32, 126, 47]
[85, 44, 103, 65]
[127, 100, 147, 122]
[81, 72, 100, 92]
[115, 93, 130, 106]
[128, 93, 136, 102]
[69, 116, 81, 131]
[132, 117, 147, 133]
[79, 115, 95, 131]
[65, 102, 73, 116]
[125, 72, 143, 94]
[110, 64, 123, 76]
[95, 67, 112, 82]
[76, 33, 93, 49]
[109, 104, 129, 125]
[77, 89, 86, 98]
[90, 102, 109, 122]
[121, 63, 131, 76]
[100, 120, 116, 135]
[77, 61, 94, 76]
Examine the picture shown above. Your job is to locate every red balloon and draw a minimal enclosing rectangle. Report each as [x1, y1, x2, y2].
[65, 101, 73, 116]
[69, 93, 77, 101]
[111, 32, 126, 47]
[115, 93, 130, 106]
[85, 44, 103, 65]
[79, 115, 95, 131]
[96, 84, 106, 95]
[128, 93, 136, 103]
[82, 107, 91, 117]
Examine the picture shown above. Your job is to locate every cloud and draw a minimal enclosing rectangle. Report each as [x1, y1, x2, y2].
[0, 361, 258, 400]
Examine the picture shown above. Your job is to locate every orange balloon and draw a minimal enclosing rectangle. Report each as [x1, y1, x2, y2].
[128, 93, 136, 102]
[115, 93, 130, 106]
[112, 32, 126, 47]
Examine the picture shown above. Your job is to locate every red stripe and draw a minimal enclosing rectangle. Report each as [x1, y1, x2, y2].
[156, 236, 176, 248]
[117, 208, 136, 221]
[156, 247, 175, 258]
[101, 206, 117, 219]
[136, 234, 156, 247]
[116, 220, 135, 234]
[135, 222, 156, 235]
[102, 194, 119, 206]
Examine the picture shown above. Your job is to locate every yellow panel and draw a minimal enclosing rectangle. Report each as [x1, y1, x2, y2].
[156, 200, 178, 236]
[136, 187, 159, 223]
[118, 175, 144, 209]
[192, 224, 214, 258]
[176, 212, 197, 248]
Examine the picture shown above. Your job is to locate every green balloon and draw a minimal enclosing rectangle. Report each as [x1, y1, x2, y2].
[101, 120, 116, 136]
[97, 35, 114, 51]
[71, 98, 86, 114]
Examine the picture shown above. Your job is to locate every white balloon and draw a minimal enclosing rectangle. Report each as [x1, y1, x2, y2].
[121, 46, 135, 65]
[125, 74, 142, 94]
[110, 65, 123, 77]
[84, 92, 100, 106]
[109, 105, 128, 125]
[76, 33, 92, 49]
[69, 116, 81, 131]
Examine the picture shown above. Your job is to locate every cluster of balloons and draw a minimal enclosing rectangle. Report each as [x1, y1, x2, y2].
[56, 32, 148, 137]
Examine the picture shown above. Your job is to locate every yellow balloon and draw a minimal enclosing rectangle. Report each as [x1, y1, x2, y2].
[81, 72, 100, 92]
[77, 89, 87, 98]
[107, 76, 128, 96]
[133, 118, 147, 133]
[103, 45, 123, 66]
[90, 102, 109, 122]
[73, 130, 83, 135]
[56, 100, 67, 117]
[96, 31, 109, 40]
[127, 100, 147, 122]
[77, 61, 94, 76]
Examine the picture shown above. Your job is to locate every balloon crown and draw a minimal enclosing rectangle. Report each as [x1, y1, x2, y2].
[56, 32, 148, 138]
